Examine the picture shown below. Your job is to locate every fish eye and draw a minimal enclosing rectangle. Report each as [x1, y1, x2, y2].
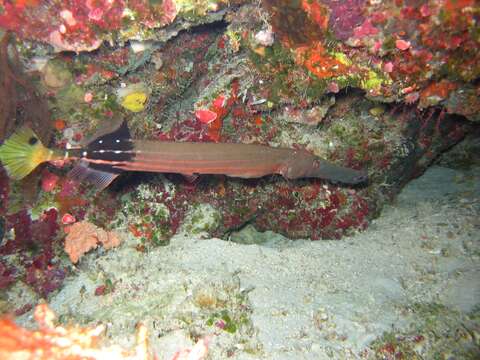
[28, 137, 38, 145]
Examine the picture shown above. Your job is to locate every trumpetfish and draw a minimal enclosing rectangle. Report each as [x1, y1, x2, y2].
[0, 120, 368, 190]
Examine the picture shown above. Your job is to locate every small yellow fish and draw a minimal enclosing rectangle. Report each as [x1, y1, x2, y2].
[121, 92, 148, 112]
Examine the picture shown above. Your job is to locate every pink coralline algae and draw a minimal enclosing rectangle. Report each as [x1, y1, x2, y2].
[353, 19, 378, 39]
[1, 1, 119, 51]
[129, 0, 178, 27]
[0, 261, 15, 290]
[0, 0, 178, 52]
[86, 0, 111, 21]
[0, 168, 9, 216]
[0, 171, 66, 296]
[0, 0, 124, 52]
[83, 91, 94, 103]
[0, 0, 477, 247]
[61, 213, 76, 225]
[25, 254, 66, 298]
[41, 170, 60, 193]
[323, 0, 366, 41]
[383, 62, 394, 73]
[395, 39, 411, 51]
[195, 109, 218, 124]
[1, 206, 66, 297]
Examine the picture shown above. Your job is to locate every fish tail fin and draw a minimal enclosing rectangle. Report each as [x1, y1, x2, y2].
[0, 127, 60, 180]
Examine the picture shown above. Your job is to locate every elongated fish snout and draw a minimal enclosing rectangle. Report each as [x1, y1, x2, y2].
[306, 159, 368, 185]
[348, 169, 369, 185]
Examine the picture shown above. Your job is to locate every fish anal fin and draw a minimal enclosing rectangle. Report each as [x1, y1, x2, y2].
[182, 174, 199, 183]
[69, 160, 121, 190]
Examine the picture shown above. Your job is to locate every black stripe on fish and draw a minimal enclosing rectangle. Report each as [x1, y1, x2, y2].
[66, 120, 134, 189]
[82, 120, 135, 162]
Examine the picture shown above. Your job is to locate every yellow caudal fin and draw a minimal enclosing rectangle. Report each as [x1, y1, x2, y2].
[0, 127, 58, 180]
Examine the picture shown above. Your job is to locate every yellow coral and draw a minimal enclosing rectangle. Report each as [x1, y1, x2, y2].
[361, 70, 391, 91]
[333, 52, 352, 66]
[121, 92, 148, 112]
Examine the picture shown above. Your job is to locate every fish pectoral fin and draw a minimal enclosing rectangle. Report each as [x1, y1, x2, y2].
[69, 160, 122, 190]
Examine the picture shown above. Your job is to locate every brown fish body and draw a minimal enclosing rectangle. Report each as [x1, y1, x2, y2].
[0, 119, 367, 190]
[67, 120, 367, 189]
[118, 140, 308, 178]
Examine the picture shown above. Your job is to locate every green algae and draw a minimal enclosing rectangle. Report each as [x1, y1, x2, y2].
[30, 191, 59, 220]
[328, 120, 365, 150]
[361, 70, 392, 92]
[4, 180, 58, 217]
[247, 38, 380, 106]
[183, 203, 221, 235]
[176, 0, 223, 19]
[206, 309, 238, 333]
[54, 84, 86, 114]
[190, 277, 259, 352]
[113, 182, 173, 246]
[332, 51, 352, 66]
[42, 59, 73, 89]
[368, 302, 480, 359]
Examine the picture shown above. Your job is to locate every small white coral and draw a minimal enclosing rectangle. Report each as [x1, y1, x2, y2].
[48, 30, 103, 53]
[254, 28, 275, 47]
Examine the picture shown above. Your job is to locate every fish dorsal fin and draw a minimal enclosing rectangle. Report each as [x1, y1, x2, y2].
[81, 119, 131, 149]
[68, 159, 121, 191]
[69, 119, 131, 191]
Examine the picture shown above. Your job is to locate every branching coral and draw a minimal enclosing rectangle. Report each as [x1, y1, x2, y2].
[0, 304, 147, 359]
[64, 221, 122, 263]
[0, 304, 209, 360]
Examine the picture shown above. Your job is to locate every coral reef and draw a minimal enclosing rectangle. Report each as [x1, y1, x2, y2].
[261, 0, 479, 105]
[0, 0, 477, 246]
[0, 0, 230, 52]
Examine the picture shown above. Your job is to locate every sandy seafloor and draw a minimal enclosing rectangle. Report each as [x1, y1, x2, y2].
[15, 164, 480, 359]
